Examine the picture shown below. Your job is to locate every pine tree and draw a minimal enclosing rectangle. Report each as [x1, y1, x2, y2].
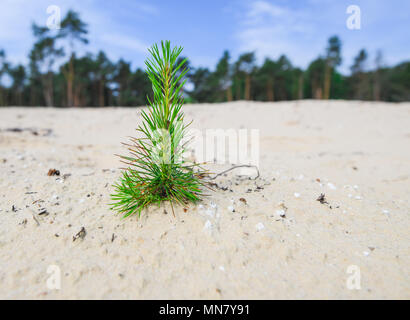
[111, 41, 206, 218]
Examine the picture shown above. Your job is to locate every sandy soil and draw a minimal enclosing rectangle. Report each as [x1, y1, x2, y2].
[0, 100, 409, 299]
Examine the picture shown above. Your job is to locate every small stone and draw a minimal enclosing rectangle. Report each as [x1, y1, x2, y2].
[275, 209, 286, 218]
[256, 222, 264, 231]
[327, 183, 336, 190]
[204, 220, 212, 230]
[294, 192, 301, 198]
[38, 208, 48, 216]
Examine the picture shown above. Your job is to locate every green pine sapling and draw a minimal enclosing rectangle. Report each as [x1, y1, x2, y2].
[110, 41, 206, 218]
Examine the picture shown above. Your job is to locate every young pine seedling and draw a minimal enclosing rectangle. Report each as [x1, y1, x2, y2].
[110, 41, 206, 218]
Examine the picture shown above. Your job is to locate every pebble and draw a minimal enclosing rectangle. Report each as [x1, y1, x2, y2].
[382, 209, 389, 215]
[355, 195, 362, 200]
[327, 183, 336, 190]
[275, 209, 286, 217]
[202, 202, 217, 217]
[294, 192, 301, 198]
[363, 251, 370, 256]
[206, 208, 216, 217]
[227, 199, 235, 212]
[203, 220, 212, 230]
[256, 222, 265, 231]
[219, 266, 225, 272]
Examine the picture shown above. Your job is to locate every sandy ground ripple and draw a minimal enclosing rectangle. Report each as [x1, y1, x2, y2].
[0, 100, 409, 299]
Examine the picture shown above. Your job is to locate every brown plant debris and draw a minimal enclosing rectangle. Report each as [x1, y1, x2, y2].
[316, 193, 328, 205]
[47, 169, 60, 176]
[239, 197, 247, 205]
[73, 227, 86, 242]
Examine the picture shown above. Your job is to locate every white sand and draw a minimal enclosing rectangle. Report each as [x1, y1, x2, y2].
[0, 100, 409, 299]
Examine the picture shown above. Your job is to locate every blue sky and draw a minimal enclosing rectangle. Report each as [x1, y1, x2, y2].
[1, 0, 409, 74]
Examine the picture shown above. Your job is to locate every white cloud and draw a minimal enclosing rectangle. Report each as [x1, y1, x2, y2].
[247, 1, 287, 21]
[0, 0, 157, 67]
[234, 0, 410, 74]
[100, 34, 148, 54]
[235, 1, 321, 69]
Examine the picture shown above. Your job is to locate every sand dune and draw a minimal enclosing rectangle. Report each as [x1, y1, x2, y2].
[0, 100, 409, 299]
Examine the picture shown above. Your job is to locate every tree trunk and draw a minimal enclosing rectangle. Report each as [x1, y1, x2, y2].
[235, 77, 241, 100]
[315, 87, 323, 99]
[311, 81, 316, 98]
[42, 73, 54, 107]
[67, 54, 75, 107]
[30, 86, 36, 106]
[99, 79, 105, 106]
[108, 89, 113, 106]
[74, 84, 81, 107]
[226, 86, 232, 102]
[244, 74, 251, 100]
[298, 75, 303, 100]
[323, 64, 331, 100]
[17, 91, 22, 106]
[266, 77, 274, 101]
[373, 71, 380, 101]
